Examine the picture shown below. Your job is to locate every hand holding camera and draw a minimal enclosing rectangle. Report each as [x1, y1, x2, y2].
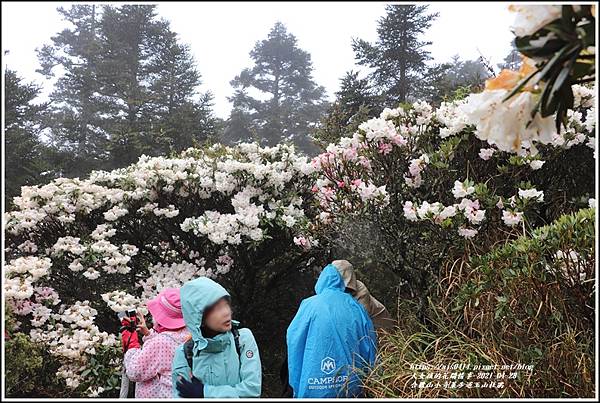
[135, 311, 150, 336]
[118, 309, 138, 331]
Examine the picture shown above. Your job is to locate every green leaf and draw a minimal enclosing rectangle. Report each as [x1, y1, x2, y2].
[537, 43, 580, 83]
[549, 63, 574, 102]
[517, 35, 565, 58]
[542, 61, 574, 117]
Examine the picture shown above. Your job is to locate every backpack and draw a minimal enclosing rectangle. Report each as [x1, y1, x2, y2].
[183, 323, 242, 371]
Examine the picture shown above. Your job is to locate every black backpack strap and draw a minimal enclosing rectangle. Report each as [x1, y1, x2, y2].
[232, 326, 242, 359]
[184, 325, 242, 372]
[183, 339, 194, 371]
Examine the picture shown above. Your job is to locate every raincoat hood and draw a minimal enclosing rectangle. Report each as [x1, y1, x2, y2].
[332, 259, 358, 292]
[314, 263, 345, 294]
[180, 277, 230, 353]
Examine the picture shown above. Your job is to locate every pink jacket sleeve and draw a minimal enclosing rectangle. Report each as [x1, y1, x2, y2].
[123, 332, 174, 382]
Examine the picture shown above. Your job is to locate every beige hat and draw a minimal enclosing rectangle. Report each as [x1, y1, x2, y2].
[332, 259, 358, 292]
[331, 260, 396, 329]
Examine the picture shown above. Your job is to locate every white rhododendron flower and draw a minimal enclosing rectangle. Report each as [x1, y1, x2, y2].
[572, 84, 596, 109]
[101, 290, 140, 313]
[466, 208, 486, 225]
[152, 205, 179, 218]
[502, 210, 524, 226]
[4, 277, 35, 300]
[357, 182, 388, 204]
[137, 260, 211, 302]
[5, 256, 52, 282]
[380, 107, 402, 119]
[436, 99, 468, 138]
[403, 201, 418, 221]
[282, 214, 297, 227]
[478, 148, 495, 160]
[69, 259, 85, 272]
[405, 154, 429, 188]
[31, 305, 52, 327]
[88, 387, 105, 398]
[293, 235, 318, 251]
[518, 188, 544, 202]
[103, 205, 128, 221]
[437, 205, 457, 221]
[508, 4, 561, 37]
[17, 240, 38, 253]
[457, 198, 480, 213]
[458, 227, 478, 239]
[52, 236, 86, 256]
[358, 117, 398, 142]
[82, 268, 101, 280]
[412, 100, 433, 126]
[91, 224, 117, 240]
[416, 201, 443, 220]
[529, 160, 545, 170]
[460, 90, 556, 153]
[452, 180, 475, 199]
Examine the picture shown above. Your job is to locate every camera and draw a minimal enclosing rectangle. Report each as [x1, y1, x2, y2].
[117, 309, 138, 332]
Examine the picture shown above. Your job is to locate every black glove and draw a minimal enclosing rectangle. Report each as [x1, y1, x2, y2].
[176, 376, 205, 398]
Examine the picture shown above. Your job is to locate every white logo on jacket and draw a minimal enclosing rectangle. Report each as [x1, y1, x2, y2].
[320, 357, 336, 374]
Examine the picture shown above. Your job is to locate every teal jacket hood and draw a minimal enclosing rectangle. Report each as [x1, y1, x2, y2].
[314, 263, 345, 294]
[180, 277, 230, 353]
[173, 277, 263, 398]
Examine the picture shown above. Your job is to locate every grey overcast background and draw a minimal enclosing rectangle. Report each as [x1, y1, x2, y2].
[1, 1, 514, 119]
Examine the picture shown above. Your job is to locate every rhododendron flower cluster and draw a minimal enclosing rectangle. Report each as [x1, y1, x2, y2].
[4, 256, 52, 299]
[312, 101, 438, 217]
[4, 141, 321, 394]
[309, 82, 594, 244]
[402, 181, 550, 239]
[26, 300, 119, 391]
[101, 291, 141, 313]
[136, 260, 212, 302]
[405, 154, 429, 188]
[293, 235, 319, 251]
[403, 195, 486, 239]
[460, 89, 556, 153]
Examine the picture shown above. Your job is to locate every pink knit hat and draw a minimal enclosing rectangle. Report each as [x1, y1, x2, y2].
[147, 288, 185, 330]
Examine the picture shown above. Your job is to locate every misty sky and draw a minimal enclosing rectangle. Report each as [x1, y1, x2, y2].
[2, 1, 515, 119]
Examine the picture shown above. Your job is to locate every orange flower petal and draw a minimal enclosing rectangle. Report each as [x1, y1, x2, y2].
[485, 69, 521, 90]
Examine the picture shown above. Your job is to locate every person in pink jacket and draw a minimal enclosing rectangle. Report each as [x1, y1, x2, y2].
[121, 288, 190, 398]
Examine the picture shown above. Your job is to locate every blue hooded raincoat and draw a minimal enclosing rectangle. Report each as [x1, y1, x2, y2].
[171, 277, 262, 398]
[286, 263, 377, 398]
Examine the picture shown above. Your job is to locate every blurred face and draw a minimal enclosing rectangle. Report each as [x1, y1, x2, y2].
[203, 298, 232, 333]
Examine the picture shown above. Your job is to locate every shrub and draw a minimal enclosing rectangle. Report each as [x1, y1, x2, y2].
[364, 208, 595, 398]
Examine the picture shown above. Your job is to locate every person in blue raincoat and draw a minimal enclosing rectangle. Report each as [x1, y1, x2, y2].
[171, 277, 262, 398]
[286, 262, 377, 398]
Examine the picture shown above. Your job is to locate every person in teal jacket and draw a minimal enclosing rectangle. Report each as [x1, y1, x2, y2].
[286, 263, 377, 398]
[171, 277, 262, 398]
